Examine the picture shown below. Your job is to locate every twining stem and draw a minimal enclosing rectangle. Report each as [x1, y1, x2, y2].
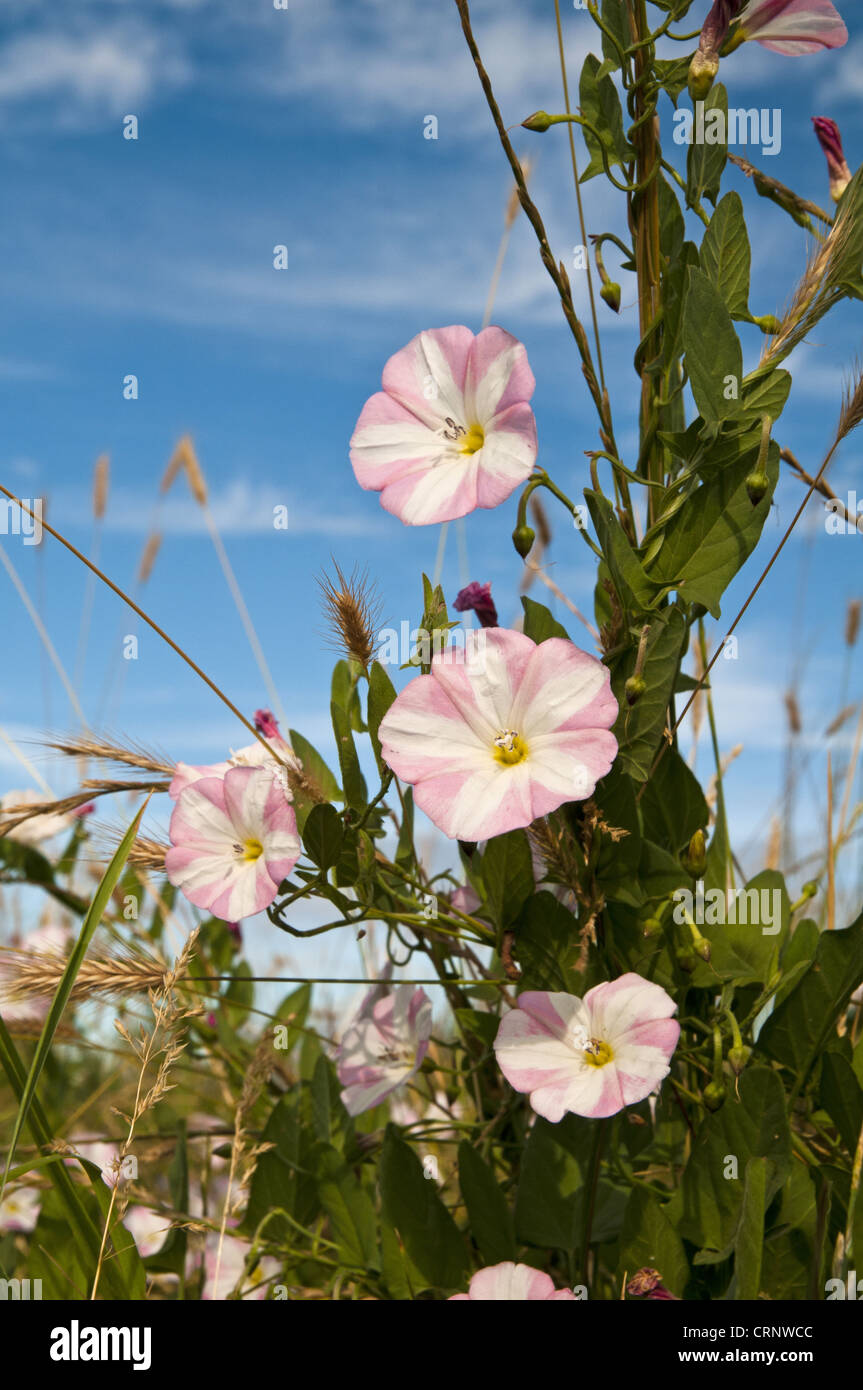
[452, 0, 616, 457]
[581, 1116, 607, 1284]
[553, 0, 606, 393]
[626, 0, 662, 528]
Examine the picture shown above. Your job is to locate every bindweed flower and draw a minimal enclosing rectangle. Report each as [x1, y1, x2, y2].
[166, 765, 301, 921]
[350, 326, 538, 525]
[730, 0, 847, 55]
[169, 709, 299, 798]
[813, 117, 852, 200]
[202, 1232, 280, 1300]
[453, 581, 498, 629]
[124, 1205, 170, 1258]
[494, 973, 680, 1121]
[690, 0, 738, 98]
[0, 922, 70, 1026]
[0, 1185, 41, 1234]
[337, 980, 432, 1116]
[378, 629, 618, 842]
[449, 1262, 577, 1300]
[0, 789, 73, 846]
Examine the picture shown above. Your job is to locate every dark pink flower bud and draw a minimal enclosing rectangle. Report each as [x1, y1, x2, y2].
[453, 581, 498, 629]
[72, 802, 96, 818]
[254, 708, 282, 740]
[813, 116, 852, 200]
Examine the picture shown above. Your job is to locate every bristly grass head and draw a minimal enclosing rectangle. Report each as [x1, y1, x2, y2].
[837, 360, 863, 443]
[317, 562, 382, 671]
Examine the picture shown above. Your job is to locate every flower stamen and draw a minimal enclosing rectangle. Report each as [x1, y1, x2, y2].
[493, 730, 528, 766]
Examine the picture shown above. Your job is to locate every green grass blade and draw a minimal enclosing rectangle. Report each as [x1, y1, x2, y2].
[0, 800, 146, 1201]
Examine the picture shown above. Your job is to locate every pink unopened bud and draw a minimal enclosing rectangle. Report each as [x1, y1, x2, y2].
[453, 581, 498, 629]
[813, 117, 852, 201]
[254, 708, 282, 740]
[73, 802, 96, 818]
[689, 0, 739, 97]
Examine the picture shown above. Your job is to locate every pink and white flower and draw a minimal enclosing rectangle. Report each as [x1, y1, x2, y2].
[0, 1185, 41, 1233]
[337, 980, 432, 1116]
[494, 974, 680, 1122]
[0, 922, 70, 1026]
[732, 0, 847, 55]
[449, 1262, 577, 1301]
[378, 630, 618, 842]
[202, 1232, 280, 1300]
[170, 709, 299, 798]
[350, 326, 538, 525]
[124, 1205, 170, 1257]
[166, 765, 301, 921]
[0, 789, 73, 846]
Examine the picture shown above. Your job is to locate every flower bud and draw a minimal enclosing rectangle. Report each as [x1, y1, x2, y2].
[681, 828, 707, 878]
[642, 916, 664, 939]
[625, 674, 647, 706]
[675, 945, 697, 974]
[600, 279, 621, 314]
[512, 523, 536, 559]
[728, 1043, 751, 1076]
[745, 470, 770, 506]
[752, 314, 782, 335]
[703, 1080, 727, 1112]
[813, 117, 852, 202]
[522, 110, 553, 133]
[688, 49, 719, 101]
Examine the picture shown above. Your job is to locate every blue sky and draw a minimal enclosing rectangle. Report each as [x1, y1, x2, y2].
[1, 0, 862, 986]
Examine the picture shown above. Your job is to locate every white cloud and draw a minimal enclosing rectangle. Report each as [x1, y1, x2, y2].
[0, 23, 189, 122]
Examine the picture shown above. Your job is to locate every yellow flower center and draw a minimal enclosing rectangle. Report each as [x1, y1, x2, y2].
[459, 424, 485, 455]
[582, 1039, 613, 1068]
[493, 730, 528, 766]
[242, 837, 264, 862]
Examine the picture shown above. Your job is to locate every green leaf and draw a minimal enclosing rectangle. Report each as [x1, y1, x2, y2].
[820, 1052, 863, 1156]
[512, 891, 583, 992]
[457, 1141, 517, 1265]
[367, 660, 397, 773]
[302, 802, 345, 870]
[244, 1092, 320, 1240]
[288, 728, 342, 803]
[330, 700, 368, 812]
[639, 747, 709, 854]
[520, 596, 570, 644]
[759, 910, 863, 1083]
[1, 802, 145, 1201]
[618, 1188, 689, 1298]
[762, 1164, 819, 1300]
[740, 368, 792, 425]
[682, 266, 743, 423]
[655, 55, 692, 104]
[379, 1125, 468, 1291]
[700, 192, 750, 318]
[658, 173, 685, 262]
[579, 53, 634, 183]
[145, 1119, 188, 1275]
[686, 869, 790, 989]
[667, 1068, 791, 1259]
[600, 0, 632, 72]
[481, 830, 534, 930]
[585, 489, 662, 614]
[612, 607, 686, 781]
[316, 1145, 378, 1269]
[733, 1157, 768, 1299]
[647, 440, 778, 617]
[515, 1114, 626, 1250]
[686, 83, 728, 208]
